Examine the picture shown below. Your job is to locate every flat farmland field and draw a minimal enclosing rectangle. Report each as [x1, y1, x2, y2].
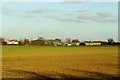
[2, 46, 119, 79]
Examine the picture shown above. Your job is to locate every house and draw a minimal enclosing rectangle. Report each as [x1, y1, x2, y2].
[7, 39, 19, 45]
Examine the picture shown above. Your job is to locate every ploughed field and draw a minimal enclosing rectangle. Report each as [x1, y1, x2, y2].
[2, 46, 119, 79]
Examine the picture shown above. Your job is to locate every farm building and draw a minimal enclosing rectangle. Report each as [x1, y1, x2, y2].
[65, 43, 72, 46]
[84, 41, 102, 46]
[74, 43, 80, 46]
[85, 42, 101, 46]
[7, 39, 19, 45]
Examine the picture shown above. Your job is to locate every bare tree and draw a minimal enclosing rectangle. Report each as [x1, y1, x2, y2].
[38, 37, 44, 41]
[108, 38, 114, 45]
[66, 38, 71, 43]
[0, 38, 7, 45]
[24, 39, 31, 45]
[19, 40, 24, 45]
[55, 38, 61, 42]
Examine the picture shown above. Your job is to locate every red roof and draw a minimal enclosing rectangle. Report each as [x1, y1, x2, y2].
[8, 40, 18, 42]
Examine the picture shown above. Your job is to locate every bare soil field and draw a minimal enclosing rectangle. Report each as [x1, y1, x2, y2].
[2, 46, 119, 80]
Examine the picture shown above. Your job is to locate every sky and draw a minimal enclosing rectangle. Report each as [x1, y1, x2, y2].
[0, 0, 119, 2]
[1, 2, 118, 41]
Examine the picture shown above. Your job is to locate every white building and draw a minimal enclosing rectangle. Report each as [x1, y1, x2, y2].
[66, 43, 72, 46]
[85, 42, 101, 46]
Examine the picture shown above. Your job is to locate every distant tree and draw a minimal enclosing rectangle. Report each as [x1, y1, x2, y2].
[24, 38, 31, 45]
[31, 39, 45, 46]
[108, 38, 114, 45]
[38, 37, 44, 41]
[19, 40, 24, 45]
[72, 39, 80, 43]
[0, 38, 5, 42]
[55, 38, 61, 42]
[66, 38, 71, 43]
[0, 38, 7, 45]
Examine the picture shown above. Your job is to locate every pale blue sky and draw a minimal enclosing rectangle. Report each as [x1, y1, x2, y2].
[2, 2, 118, 41]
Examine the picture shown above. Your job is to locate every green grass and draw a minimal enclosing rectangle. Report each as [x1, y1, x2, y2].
[2, 46, 118, 79]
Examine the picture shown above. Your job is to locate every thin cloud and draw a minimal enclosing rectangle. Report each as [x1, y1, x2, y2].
[46, 11, 117, 23]
[62, 0, 119, 2]
[77, 10, 88, 13]
[1, 0, 119, 2]
[3, 7, 35, 18]
[3, 7, 58, 17]
[26, 8, 58, 14]
[3, 7, 118, 23]
[96, 12, 113, 17]
[62, 0, 93, 3]
[46, 16, 86, 23]
[76, 11, 118, 23]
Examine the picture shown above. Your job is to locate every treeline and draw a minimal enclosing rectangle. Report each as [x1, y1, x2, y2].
[0, 37, 120, 46]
